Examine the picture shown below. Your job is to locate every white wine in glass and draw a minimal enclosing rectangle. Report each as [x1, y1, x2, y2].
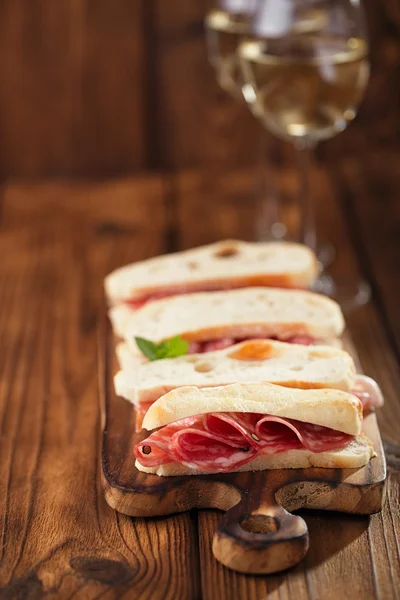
[205, 0, 258, 99]
[239, 35, 369, 143]
[205, 0, 286, 243]
[206, 10, 252, 99]
[238, 0, 371, 310]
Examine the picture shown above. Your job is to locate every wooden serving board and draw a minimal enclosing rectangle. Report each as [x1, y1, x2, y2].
[100, 320, 387, 575]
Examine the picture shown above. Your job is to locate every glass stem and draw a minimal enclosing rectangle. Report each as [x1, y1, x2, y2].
[256, 133, 284, 242]
[295, 139, 317, 252]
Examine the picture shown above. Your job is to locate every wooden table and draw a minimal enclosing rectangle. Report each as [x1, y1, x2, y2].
[0, 160, 399, 600]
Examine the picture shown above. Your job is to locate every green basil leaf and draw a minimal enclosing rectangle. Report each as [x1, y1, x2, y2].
[134, 335, 189, 361]
[164, 335, 189, 358]
[134, 337, 160, 361]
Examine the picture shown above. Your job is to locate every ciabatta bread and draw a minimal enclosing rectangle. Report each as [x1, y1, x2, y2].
[109, 288, 345, 347]
[105, 240, 318, 303]
[115, 340, 356, 406]
[142, 383, 363, 436]
[136, 435, 374, 475]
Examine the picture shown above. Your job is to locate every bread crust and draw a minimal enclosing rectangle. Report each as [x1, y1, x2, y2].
[105, 240, 318, 302]
[109, 287, 345, 344]
[142, 382, 363, 435]
[115, 340, 356, 406]
[135, 435, 374, 476]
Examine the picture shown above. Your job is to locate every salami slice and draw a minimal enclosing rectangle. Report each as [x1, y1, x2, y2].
[185, 335, 318, 354]
[121, 283, 304, 310]
[292, 421, 354, 452]
[170, 429, 255, 471]
[256, 416, 353, 453]
[125, 291, 175, 310]
[202, 338, 236, 352]
[135, 401, 154, 431]
[351, 375, 384, 410]
[188, 341, 203, 354]
[203, 413, 258, 447]
[124, 285, 224, 310]
[286, 335, 315, 345]
[134, 439, 170, 467]
[134, 416, 199, 466]
[125, 298, 149, 310]
[134, 411, 354, 472]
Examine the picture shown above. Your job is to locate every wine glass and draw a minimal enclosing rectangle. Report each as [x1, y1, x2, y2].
[238, 0, 371, 309]
[205, 0, 258, 100]
[205, 0, 285, 243]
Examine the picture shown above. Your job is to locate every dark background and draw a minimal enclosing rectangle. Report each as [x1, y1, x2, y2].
[0, 0, 398, 179]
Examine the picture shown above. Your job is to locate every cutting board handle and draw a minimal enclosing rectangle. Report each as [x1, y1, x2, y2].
[212, 487, 309, 574]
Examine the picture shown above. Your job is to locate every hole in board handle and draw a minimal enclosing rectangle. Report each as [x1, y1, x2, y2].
[240, 515, 279, 535]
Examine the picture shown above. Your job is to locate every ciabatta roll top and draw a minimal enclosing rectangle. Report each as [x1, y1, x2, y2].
[142, 382, 363, 436]
[109, 287, 345, 346]
[115, 340, 356, 406]
[105, 240, 318, 304]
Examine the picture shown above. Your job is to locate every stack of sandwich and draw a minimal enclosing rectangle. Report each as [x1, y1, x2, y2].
[105, 240, 383, 477]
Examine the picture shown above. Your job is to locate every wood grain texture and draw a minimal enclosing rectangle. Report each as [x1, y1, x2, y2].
[0, 0, 397, 594]
[79, 1, 149, 176]
[0, 167, 399, 596]
[174, 165, 400, 599]
[333, 152, 400, 354]
[0, 180, 200, 599]
[0, 0, 398, 176]
[153, 0, 261, 170]
[0, 0, 148, 178]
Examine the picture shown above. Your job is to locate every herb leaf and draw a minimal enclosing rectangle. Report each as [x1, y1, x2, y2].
[134, 337, 160, 361]
[163, 335, 190, 358]
[134, 335, 189, 361]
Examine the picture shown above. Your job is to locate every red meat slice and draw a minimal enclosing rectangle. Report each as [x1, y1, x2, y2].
[185, 335, 317, 354]
[135, 412, 354, 472]
[286, 335, 315, 345]
[350, 376, 384, 410]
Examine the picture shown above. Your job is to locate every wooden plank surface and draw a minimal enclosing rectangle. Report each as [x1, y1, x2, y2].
[153, 0, 261, 170]
[0, 165, 399, 598]
[0, 0, 398, 177]
[0, 178, 201, 599]
[334, 153, 400, 353]
[0, 0, 149, 178]
[173, 164, 400, 600]
[0, 0, 397, 596]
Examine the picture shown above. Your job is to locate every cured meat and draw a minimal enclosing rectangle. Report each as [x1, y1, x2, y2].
[285, 335, 315, 345]
[134, 374, 381, 432]
[135, 401, 154, 431]
[350, 375, 384, 410]
[134, 417, 199, 467]
[171, 429, 256, 471]
[124, 286, 225, 309]
[125, 291, 175, 310]
[202, 338, 236, 352]
[126, 298, 148, 310]
[204, 412, 258, 446]
[134, 412, 354, 472]
[123, 283, 307, 310]
[256, 417, 352, 453]
[185, 335, 318, 354]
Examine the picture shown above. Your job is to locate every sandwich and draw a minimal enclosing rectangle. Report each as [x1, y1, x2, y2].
[134, 383, 375, 476]
[116, 340, 383, 430]
[105, 240, 318, 309]
[109, 287, 345, 350]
